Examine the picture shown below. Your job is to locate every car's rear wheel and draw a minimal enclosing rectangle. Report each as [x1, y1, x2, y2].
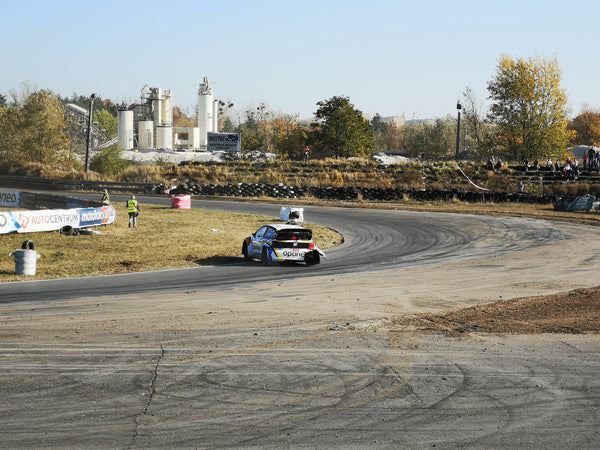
[242, 242, 251, 261]
[305, 251, 320, 265]
[261, 247, 270, 266]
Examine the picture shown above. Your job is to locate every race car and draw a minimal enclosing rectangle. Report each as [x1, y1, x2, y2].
[242, 223, 324, 265]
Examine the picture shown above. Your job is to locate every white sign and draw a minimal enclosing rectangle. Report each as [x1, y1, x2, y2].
[207, 132, 241, 152]
[0, 205, 116, 234]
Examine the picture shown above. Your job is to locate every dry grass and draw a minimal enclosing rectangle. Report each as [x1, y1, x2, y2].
[0, 204, 342, 281]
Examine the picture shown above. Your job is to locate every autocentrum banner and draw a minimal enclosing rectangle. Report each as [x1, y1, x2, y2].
[0, 205, 116, 234]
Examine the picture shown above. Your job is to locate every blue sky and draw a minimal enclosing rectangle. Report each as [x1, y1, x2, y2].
[2, 0, 598, 121]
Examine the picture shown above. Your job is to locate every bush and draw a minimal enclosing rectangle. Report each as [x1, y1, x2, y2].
[118, 164, 164, 183]
[589, 184, 600, 196]
[89, 146, 128, 176]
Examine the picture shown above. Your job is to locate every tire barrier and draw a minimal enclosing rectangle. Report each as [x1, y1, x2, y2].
[10, 240, 40, 276]
[165, 182, 556, 204]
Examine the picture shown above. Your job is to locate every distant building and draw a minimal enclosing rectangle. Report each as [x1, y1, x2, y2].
[378, 116, 435, 127]
[380, 116, 406, 127]
[406, 118, 435, 126]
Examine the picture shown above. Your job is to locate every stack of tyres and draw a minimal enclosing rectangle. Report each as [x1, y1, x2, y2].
[10, 240, 39, 276]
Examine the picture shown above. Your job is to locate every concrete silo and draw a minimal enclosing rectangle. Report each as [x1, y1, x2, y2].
[138, 120, 154, 149]
[197, 77, 214, 147]
[212, 99, 218, 133]
[156, 126, 173, 150]
[150, 87, 173, 127]
[117, 109, 134, 150]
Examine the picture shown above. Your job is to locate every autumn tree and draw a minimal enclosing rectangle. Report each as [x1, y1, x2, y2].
[310, 96, 373, 158]
[270, 115, 308, 160]
[568, 108, 600, 146]
[461, 87, 497, 160]
[172, 106, 195, 128]
[487, 54, 569, 161]
[6, 90, 70, 164]
[238, 103, 274, 153]
[0, 104, 18, 160]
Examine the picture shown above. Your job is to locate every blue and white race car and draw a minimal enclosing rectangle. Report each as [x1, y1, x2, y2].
[242, 223, 324, 265]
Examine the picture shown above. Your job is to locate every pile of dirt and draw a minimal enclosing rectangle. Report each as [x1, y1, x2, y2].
[393, 286, 600, 336]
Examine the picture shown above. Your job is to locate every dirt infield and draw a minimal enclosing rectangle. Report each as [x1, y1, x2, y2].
[393, 287, 600, 336]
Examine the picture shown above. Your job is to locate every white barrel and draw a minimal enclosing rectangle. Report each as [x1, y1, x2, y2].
[138, 120, 154, 149]
[117, 110, 134, 150]
[12, 249, 38, 276]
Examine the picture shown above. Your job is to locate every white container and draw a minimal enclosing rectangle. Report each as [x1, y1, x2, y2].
[11, 249, 39, 276]
[280, 206, 304, 224]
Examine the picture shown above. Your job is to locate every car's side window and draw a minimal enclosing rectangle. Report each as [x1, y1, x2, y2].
[264, 227, 275, 239]
[255, 227, 266, 239]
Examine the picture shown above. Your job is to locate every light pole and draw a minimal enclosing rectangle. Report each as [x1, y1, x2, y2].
[455, 101, 461, 160]
[85, 93, 97, 172]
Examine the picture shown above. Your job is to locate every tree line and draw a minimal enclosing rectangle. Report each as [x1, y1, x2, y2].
[1, 54, 600, 176]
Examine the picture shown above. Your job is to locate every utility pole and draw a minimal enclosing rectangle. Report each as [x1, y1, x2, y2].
[455, 101, 461, 160]
[85, 93, 96, 172]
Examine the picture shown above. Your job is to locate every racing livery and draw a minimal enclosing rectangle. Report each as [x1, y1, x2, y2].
[242, 224, 324, 265]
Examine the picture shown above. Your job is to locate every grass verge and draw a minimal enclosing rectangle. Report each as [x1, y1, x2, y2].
[0, 203, 343, 282]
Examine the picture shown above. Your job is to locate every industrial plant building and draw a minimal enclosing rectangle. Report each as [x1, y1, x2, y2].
[117, 77, 220, 151]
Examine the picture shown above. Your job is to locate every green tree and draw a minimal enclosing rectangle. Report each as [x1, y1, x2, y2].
[94, 109, 117, 137]
[310, 96, 373, 158]
[89, 145, 128, 175]
[370, 114, 391, 151]
[60, 93, 118, 117]
[221, 116, 235, 133]
[0, 103, 21, 160]
[393, 118, 455, 158]
[487, 54, 569, 161]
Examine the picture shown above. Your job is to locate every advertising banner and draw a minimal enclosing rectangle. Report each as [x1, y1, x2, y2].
[0, 205, 116, 235]
[78, 206, 117, 227]
[207, 132, 241, 152]
[0, 190, 21, 207]
[568, 195, 595, 212]
[0, 212, 17, 234]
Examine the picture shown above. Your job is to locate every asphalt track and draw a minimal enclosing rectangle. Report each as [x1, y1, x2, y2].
[0, 197, 567, 303]
[2, 198, 600, 448]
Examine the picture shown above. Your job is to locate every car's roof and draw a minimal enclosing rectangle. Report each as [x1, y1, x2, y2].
[263, 223, 308, 231]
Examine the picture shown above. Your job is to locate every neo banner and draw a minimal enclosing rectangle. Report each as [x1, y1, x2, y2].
[0, 190, 21, 207]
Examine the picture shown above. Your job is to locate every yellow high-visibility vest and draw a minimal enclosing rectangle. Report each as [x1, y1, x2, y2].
[127, 199, 138, 213]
